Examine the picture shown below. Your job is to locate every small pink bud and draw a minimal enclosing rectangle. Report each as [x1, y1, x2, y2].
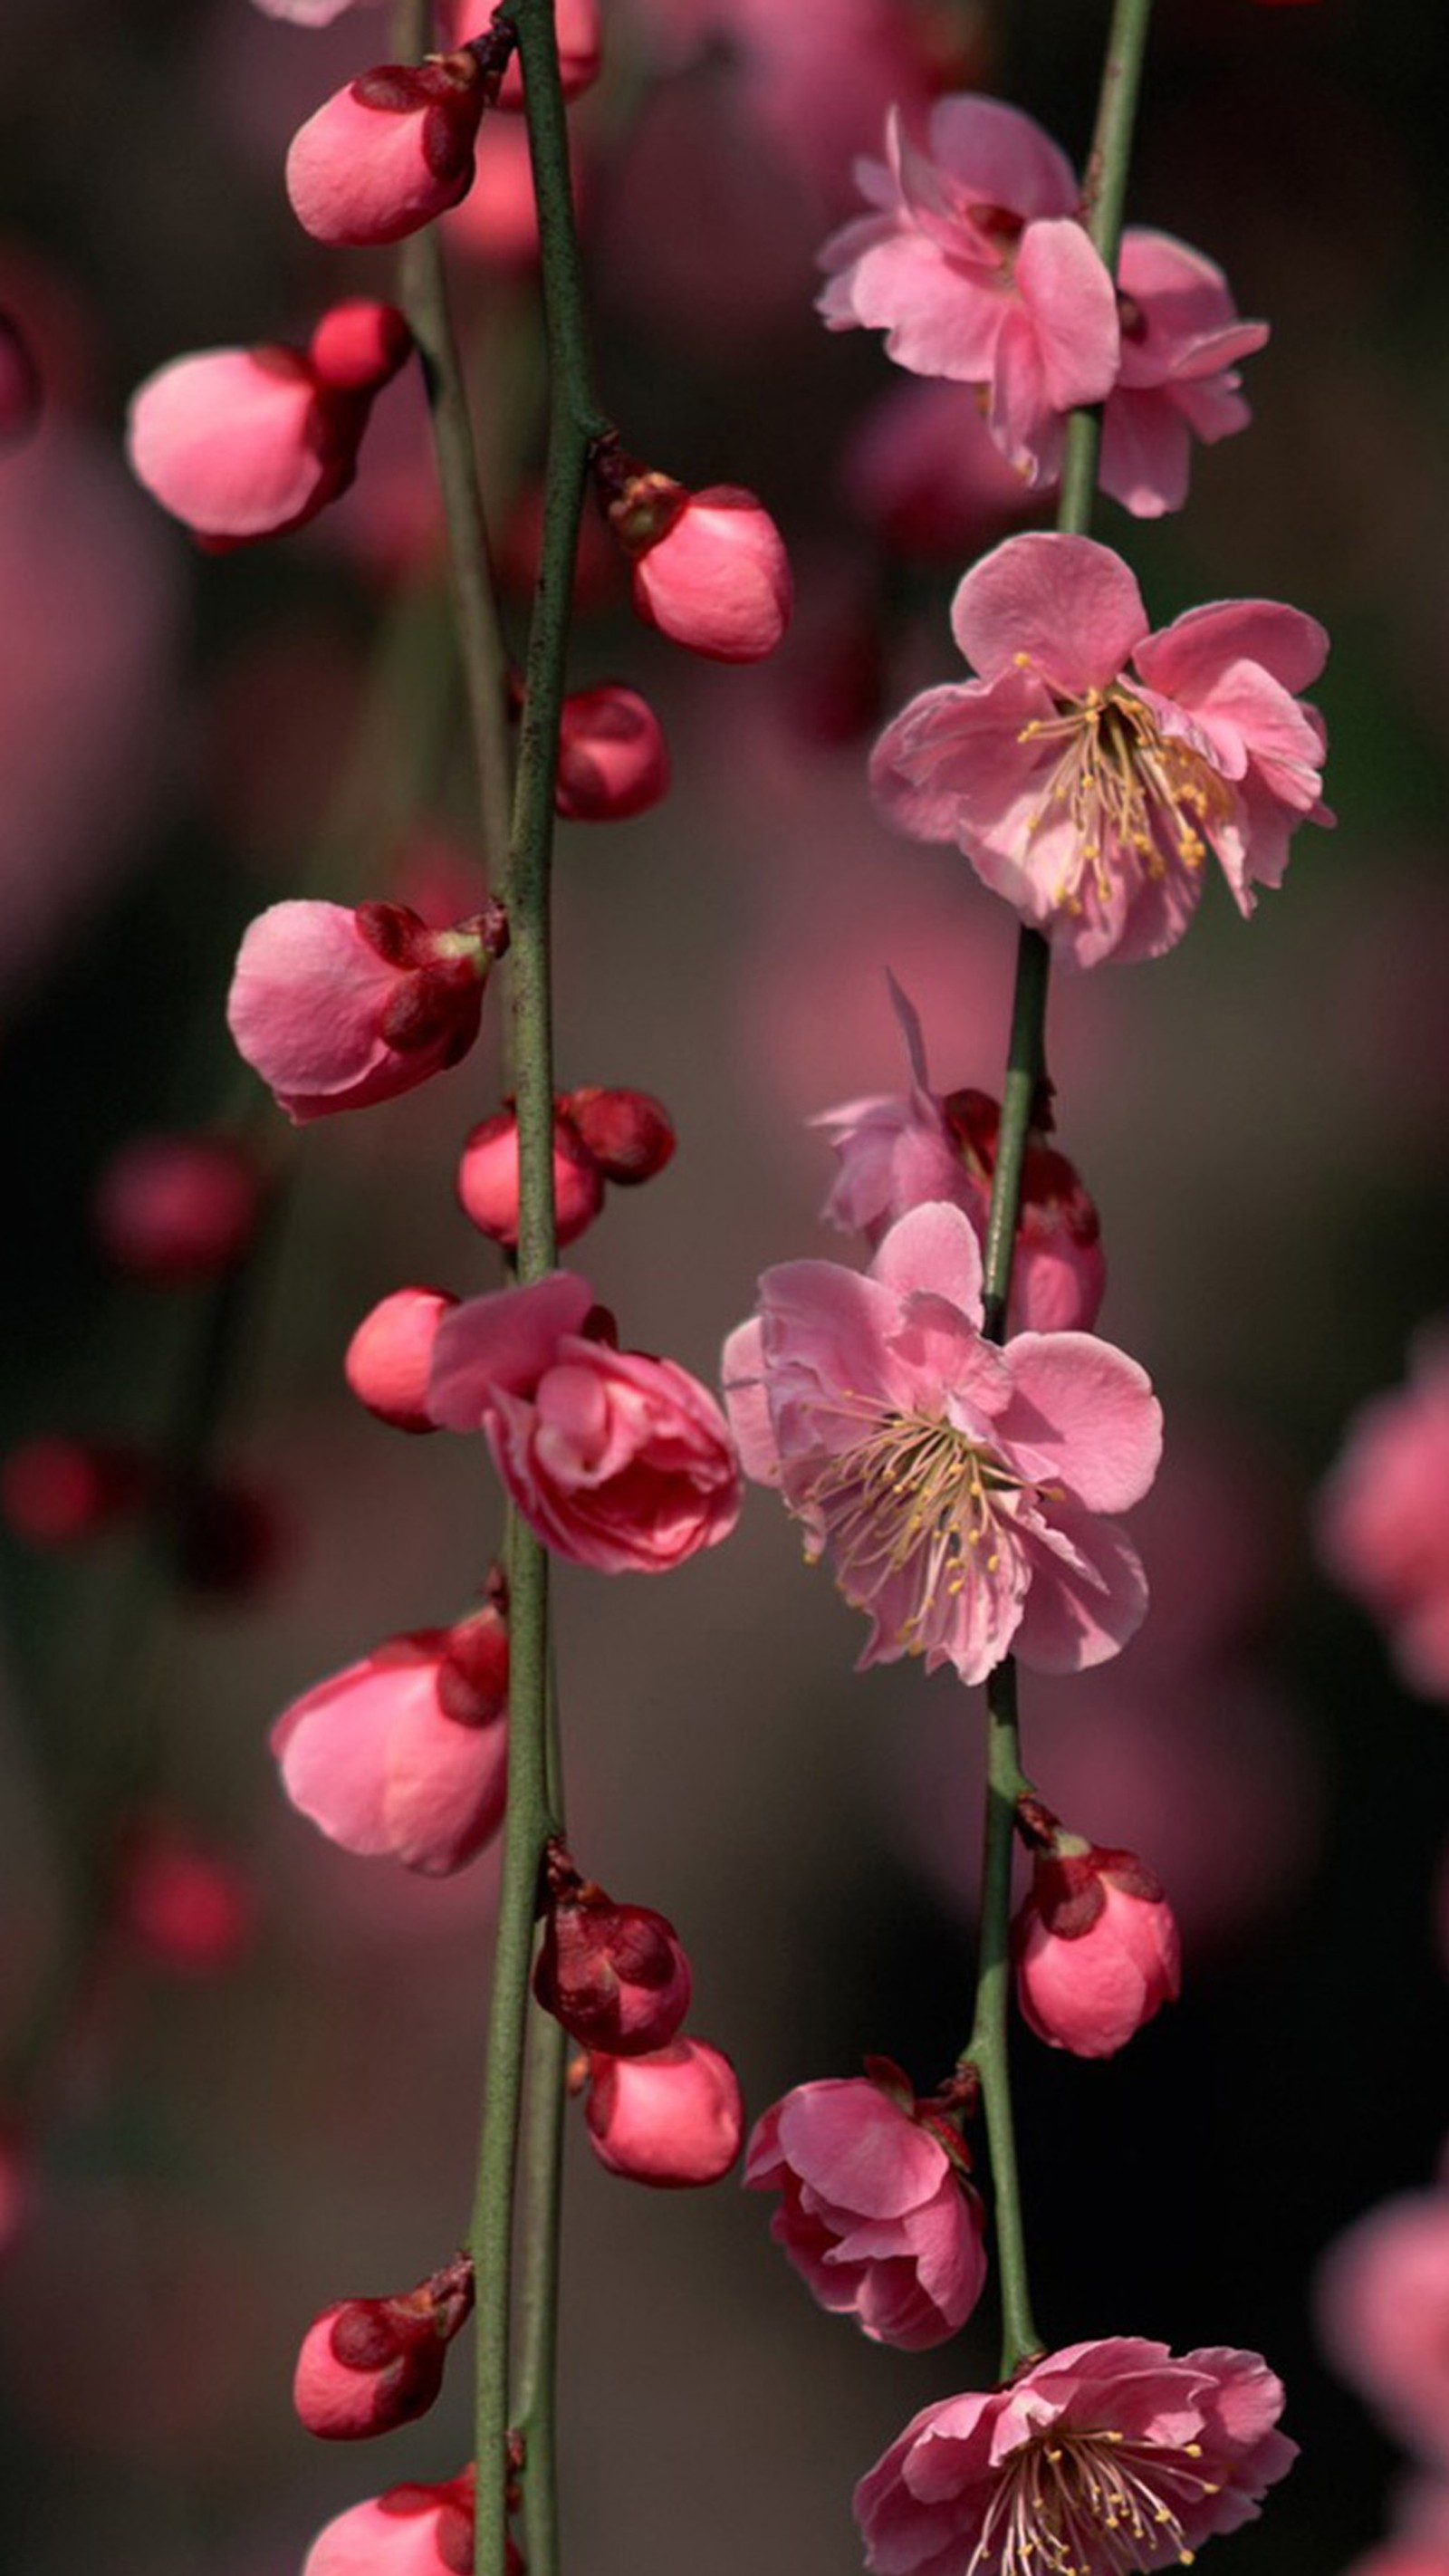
[534, 1848, 692, 2056]
[93, 1133, 264, 1285]
[583, 2036, 744, 2187]
[307, 299, 416, 395]
[287, 56, 488, 248]
[0, 308, 43, 450]
[346, 1287, 459, 1433]
[1012, 1821, 1181, 2060]
[456, 1106, 604, 1249]
[294, 2256, 474, 2440]
[118, 1824, 255, 1975]
[607, 468, 792, 663]
[0, 1437, 149, 1546]
[228, 899, 504, 1121]
[490, 0, 600, 108]
[554, 682, 670, 822]
[561, 1087, 676, 1187]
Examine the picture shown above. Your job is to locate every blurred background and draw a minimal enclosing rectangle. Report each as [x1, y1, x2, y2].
[3, 0, 1448, 2569]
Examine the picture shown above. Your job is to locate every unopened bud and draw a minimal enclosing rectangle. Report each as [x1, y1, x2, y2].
[594, 443, 792, 662]
[346, 1286, 459, 1433]
[534, 1846, 692, 2055]
[288, 57, 489, 250]
[554, 683, 670, 822]
[1012, 1809, 1181, 2060]
[456, 1106, 604, 1249]
[583, 2036, 744, 2187]
[561, 1088, 675, 1186]
[294, 2257, 475, 2439]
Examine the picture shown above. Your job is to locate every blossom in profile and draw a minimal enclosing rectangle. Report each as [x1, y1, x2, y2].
[293, 2257, 474, 2440]
[722, 1201, 1159, 1685]
[1103, 230, 1268, 518]
[597, 450, 792, 661]
[428, 1273, 742, 1573]
[302, 2469, 523, 2576]
[744, 2069, 986, 2350]
[127, 301, 412, 545]
[1317, 2187, 1449, 2465]
[227, 897, 506, 1120]
[272, 1604, 509, 1876]
[871, 530, 1331, 969]
[856, 2338, 1296, 2575]
[93, 1133, 264, 1285]
[814, 977, 1104, 1332]
[1012, 1822, 1181, 2058]
[584, 2037, 744, 2186]
[286, 52, 493, 248]
[818, 97, 1119, 485]
[1317, 1330, 1449, 1699]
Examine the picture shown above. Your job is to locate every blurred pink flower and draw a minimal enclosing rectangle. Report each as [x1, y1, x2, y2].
[1104, 230, 1268, 517]
[841, 377, 1036, 561]
[744, 2071, 986, 2350]
[117, 1825, 256, 1975]
[555, 682, 671, 821]
[286, 56, 488, 246]
[93, 1133, 264, 1285]
[724, 1201, 1159, 1685]
[272, 1606, 509, 1876]
[584, 2036, 744, 2186]
[429, 1274, 743, 1572]
[819, 99, 1119, 485]
[872, 531, 1331, 968]
[1317, 1330, 1449, 1698]
[855, 2339, 1296, 2574]
[1317, 2189, 1449, 2465]
[0, 309, 42, 449]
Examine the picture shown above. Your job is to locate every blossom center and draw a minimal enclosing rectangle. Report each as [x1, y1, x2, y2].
[807, 1406, 1029, 1646]
[973, 2428, 1223, 2576]
[1014, 683, 1233, 916]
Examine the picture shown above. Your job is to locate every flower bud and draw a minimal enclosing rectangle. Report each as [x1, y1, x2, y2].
[584, 2036, 744, 2186]
[302, 2466, 525, 2576]
[456, 1106, 604, 1249]
[0, 1437, 149, 1546]
[0, 308, 43, 451]
[534, 1849, 691, 2056]
[294, 2256, 474, 2439]
[287, 54, 490, 248]
[346, 1286, 459, 1433]
[1012, 1819, 1181, 2059]
[307, 299, 416, 396]
[93, 1133, 264, 1285]
[554, 684, 670, 822]
[597, 448, 792, 662]
[561, 1087, 675, 1187]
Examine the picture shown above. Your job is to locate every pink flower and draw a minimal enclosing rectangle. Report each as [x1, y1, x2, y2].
[227, 897, 506, 1121]
[555, 682, 671, 821]
[286, 53, 491, 248]
[871, 531, 1331, 969]
[0, 1437, 150, 1546]
[427, 1273, 743, 1574]
[1012, 1824, 1181, 2058]
[744, 2070, 986, 2350]
[814, 978, 1104, 1332]
[293, 2257, 473, 2441]
[1317, 2189, 1449, 2465]
[127, 301, 412, 543]
[818, 98, 1120, 485]
[856, 2338, 1296, 2575]
[533, 1844, 692, 2056]
[722, 1201, 1159, 1685]
[92, 1133, 264, 1284]
[598, 452, 792, 661]
[345, 1286, 459, 1434]
[117, 1825, 255, 1975]
[1103, 230, 1268, 518]
[563, 1085, 677, 1185]
[584, 2037, 744, 2186]
[1317, 1330, 1449, 1699]
[456, 1106, 605, 1250]
[272, 1605, 509, 1876]
[303, 2470, 521, 2576]
[840, 378, 1035, 562]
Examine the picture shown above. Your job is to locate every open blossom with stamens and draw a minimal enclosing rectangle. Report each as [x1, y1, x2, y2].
[871, 531, 1331, 969]
[855, 2338, 1296, 2576]
[722, 1201, 1159, 1685]
[818, 97, 1120, 485]
[814, 978, 1104, 1332]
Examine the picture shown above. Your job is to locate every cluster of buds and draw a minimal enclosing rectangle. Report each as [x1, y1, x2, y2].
[457, 1085, 676, 1250]
[0, 1435, 283, 1597]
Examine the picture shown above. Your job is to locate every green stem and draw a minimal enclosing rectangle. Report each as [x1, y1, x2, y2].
[465, 5, 606, 2570]
[965, 0, 1157, 2387]
[511, 1672, 567, 2576]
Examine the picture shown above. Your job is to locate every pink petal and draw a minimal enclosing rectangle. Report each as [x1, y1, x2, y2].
[127, 349, 323, 540]
[985, 303, 1056, 485]
[1012, 218, 1121, 412]
[951, 533, 1148, 693]
[1134, 598, 1329, 702]
[924, 95, 1080, 222]
[1099, 388, 1194, 518]
[273, 1652, 438, 1857]
[844, 235, 1008, 381]
[226, 901, 395, 1094]
[996, 1332, 1163, 1511]
[868, 1201, 985, 1322]
[776, 2084, 946, 2219]
[428, 1273, 596, 1427]
[870, 670, 1049, 851]
[1012, 1506, 1148, 1671]
[720, 1317, 782, 1485]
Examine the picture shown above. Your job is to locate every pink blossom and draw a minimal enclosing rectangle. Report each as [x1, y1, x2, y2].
[722, 1201, 1159, 1685]
[871, 531, 1331, 968]
[428, 1274, 743, 1573]
[127, 302, 411, 543]
[303, 2471, 516, 2576]
[555, 682, 671, 820]
[272, 1605, 509, 1875]
[286, 54, 490, 247]
[744, 2071, 986, 2350]
[1317, 2189, 1449, 2465]
[1317, 1330, 1449, 1699]
[1103, 230, 1268, 518]
[251, 0, 380, 22]
[1012, 1827, 1181, 2058]
[117, 1825, 256, 1975]
[818, 99, 1120, 485]
[0, 1437, 150, 1546]
[465, 0, 601, 108]
[533, 1846, 692, 2055]
[600, 455, 792, 661]
[584, 2037, 744, 2186]
[841, 378, 1035, 562]
[456, 1106, 605, 1250]
[814, 978, 1104, 1331]
[227, 896, 506, 1120]
[293, 2257, 473, 2441]
[856, 2338, 1296, 2575]
[92, 1133, 264, 1284]
[345, 1287, 459, 1434]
